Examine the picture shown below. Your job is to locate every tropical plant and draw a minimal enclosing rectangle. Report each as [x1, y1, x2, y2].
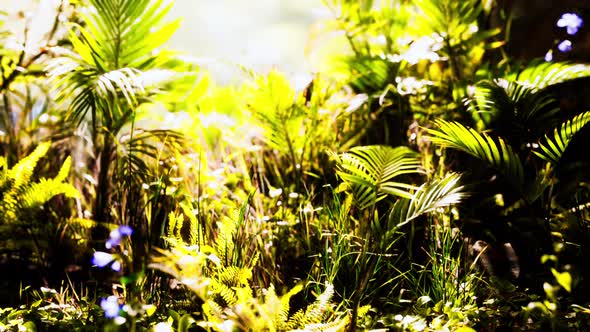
[328, 144, 465, 329]
[48, 0, 187, 225]
[427, 61, 590, 285]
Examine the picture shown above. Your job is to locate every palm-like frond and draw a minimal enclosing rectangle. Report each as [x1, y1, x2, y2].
[506, 61, 590, 91]
[471, 80, 559, 131]
[344, 56, 398, 94]
[389, 173, 464, 228]
[534, 111, 590, 163]
[330, 145, 422, 209]
[415, 0, 482, 38]
[428, 120, 524, 188]
[116, 128, 185, 183]
[71, 0, 180, 69]
[48, 0, 181, 128]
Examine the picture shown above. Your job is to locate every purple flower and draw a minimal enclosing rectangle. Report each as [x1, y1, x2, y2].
[557, 13, 583, 35]
[106, 225, 133, 249]
[92, 251, 114, 267]
[100, 296, 121, 318]
[92, 251, 121, 271]
[111, 260, 121, 272]
[118, 225, 133, 236]
[558, 40, 573, 52]
[544, 50, 553, 62]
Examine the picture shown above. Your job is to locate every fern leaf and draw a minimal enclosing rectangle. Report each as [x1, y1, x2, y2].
[279, 284, 303, 327]
[9, 142, 51, 192]
[20, 180, 80, 210]
[179, 201, 200, 246]
[54, 156, 72, 183]
[287, 284, 335, 330]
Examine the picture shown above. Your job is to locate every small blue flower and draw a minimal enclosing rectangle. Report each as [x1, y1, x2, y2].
[544, 50, 553, 62]
[92, 251, 122, 271]
[106, 225, 133, 249]
[100, 296, 121, 318]
[557, 13, 583, 35]
[118, 225, 133, 236]
[111, 260, 121, 272]
[558, 39, 573, 52]
[92, 251, 114, 268]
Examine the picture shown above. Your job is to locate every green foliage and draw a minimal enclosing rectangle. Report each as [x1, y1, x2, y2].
[48, 0, 187, 223]
[0, 285, 101, 332]
[3, 0, 590, 331]
[151, 241, 347, 331]
[534, 111, 590, 163]
[331, 145, 422, 208]
[389, 173, 465, 228]
[428, 120, 524, 188]
[505, 62, 590, 91]
[0, 142, 79, 256]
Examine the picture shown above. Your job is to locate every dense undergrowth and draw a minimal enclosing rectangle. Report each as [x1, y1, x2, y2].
[1, 0, 590, 331]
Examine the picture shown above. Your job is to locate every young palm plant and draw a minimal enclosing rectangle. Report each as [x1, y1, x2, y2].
[427, 61, 590, 281]
[329, 145, 465, 330]
[48, 0, 185, 226]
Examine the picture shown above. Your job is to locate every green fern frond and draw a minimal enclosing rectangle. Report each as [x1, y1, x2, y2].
[200, 300, 226, 329]
[0, 143, 79, 224]
[54, 157, 72, 183]
[534, 111, 590, 163]
[210, 279, 240, 306]
[218, 266, 252, 288]
[415, 0, 482, 38]
[8, 142, 50, 192]
[21, 179, 79, 208]
[263, 284, 285, 329]
[246, 70, 307, 161]
[331, 145, 422, 209]
[344, 56, 398, 93]
[279, 284, 303, 328]
[166, 211, 184, 241]
[428, 120, 524, 188]
[287, 284, 336, 330]
[214, 214, 237, 265]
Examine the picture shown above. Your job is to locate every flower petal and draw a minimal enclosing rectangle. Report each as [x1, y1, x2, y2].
[92, 251, 114, 267]
[108, 229, 122, 246]
[100, 296, 121, 318]
[111, 260, 121, 272]
[558, 40, 572, 53]
[567, 26, 579, 35]
[118, 225, 133, 236]
[544, 50, 553, 62]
